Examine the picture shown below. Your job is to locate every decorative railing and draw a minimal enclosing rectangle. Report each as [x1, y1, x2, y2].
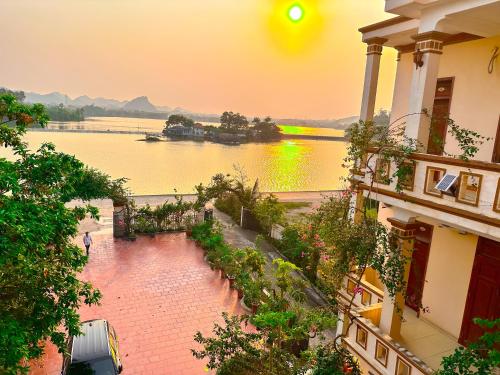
[343, 274, 384, 308]
[343, 314, 433, 375]
[354, 151, 500, 234]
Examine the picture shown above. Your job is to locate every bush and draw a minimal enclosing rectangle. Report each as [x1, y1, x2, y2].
[191, 313, 261, 371]
[276, 226, 309, 268]
[215, 193, 243, 223]
[252, 194, 285, 235]
[436, 318, 500, 375]
[311, 346, 362, 375]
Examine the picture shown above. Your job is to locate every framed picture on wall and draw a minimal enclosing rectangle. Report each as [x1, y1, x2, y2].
[374, 158, 391, 185]
[456, 172, 482, 206]
[424, 166, 446, 197]
[494, 178, 500, 213]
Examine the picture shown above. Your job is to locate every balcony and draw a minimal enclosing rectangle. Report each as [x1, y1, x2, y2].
[340, 275, 461, 374]
[354, 151, 500, 237]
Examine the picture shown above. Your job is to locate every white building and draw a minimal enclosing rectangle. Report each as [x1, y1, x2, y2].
[340, 1, 500, 374]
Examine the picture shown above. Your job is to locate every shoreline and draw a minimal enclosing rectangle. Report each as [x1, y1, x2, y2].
[28, 127, 346, 142]
[76, 190, 340, 235]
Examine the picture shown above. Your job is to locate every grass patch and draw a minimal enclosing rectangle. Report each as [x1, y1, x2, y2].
[277, 201, 311, 210]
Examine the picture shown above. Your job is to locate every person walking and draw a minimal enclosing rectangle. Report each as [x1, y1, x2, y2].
[83, 231, 93, 256]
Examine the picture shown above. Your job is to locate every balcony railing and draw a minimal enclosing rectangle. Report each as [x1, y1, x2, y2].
[343, 313, 434, 375]
[344, 274, 384, 308]
[339, 273, 464, 374]
[353, 151, 500, 234]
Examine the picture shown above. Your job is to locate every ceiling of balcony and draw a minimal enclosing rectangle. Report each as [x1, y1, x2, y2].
[438, 2, 500, 37]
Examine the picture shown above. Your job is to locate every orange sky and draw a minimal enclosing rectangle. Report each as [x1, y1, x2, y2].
[0, 0, 397, 119]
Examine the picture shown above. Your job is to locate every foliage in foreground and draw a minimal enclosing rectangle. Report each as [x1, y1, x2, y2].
[0, 94, 123, 373]
[190, 220, 342, 375]
[310, 346, 362, 375]
[192, 312, 358, 375]
[437, 318, 500, 375]
[192, 313, 261, 371]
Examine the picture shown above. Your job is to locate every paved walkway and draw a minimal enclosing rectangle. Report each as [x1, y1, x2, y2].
[29, 233, 246, 375]
[213, 208, 336, 347]
[214, 208, 330, 308]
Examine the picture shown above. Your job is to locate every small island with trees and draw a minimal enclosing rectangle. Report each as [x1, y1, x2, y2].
[163, 111, 282, 144]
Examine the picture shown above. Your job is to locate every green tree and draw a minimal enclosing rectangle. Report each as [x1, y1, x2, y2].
[437, 318, 500, 375]
[46, 103, 84, 122]
[220, 111, 248, 133]
[253, 194, 284, 235]
[0, 94, 120, 373]
[191, 312, 262, 371]
[166, 114, 195, 127]
[0, 88, 25, 102]
[251, 116, 281, 140]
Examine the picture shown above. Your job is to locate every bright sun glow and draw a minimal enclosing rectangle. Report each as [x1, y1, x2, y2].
[288, 4, 304, 22]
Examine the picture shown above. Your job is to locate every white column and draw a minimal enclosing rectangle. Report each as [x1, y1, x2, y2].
[360, 37, 387, 122]
[379, 216, 417, 339]
[404, 31, 448, 151]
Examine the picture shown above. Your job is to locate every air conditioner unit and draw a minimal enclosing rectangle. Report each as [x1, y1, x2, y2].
[435, 173, 458, 196]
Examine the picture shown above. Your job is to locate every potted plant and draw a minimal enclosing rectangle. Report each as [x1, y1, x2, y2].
[243, 279, 263, 314]
[184, 215, 195, 236]
[225, 248, 247, 288]
[233, 271, 249, 298]
[108, 179, 129, 209]
[220, 252, 234, 280]
[211, 244, 230, 278]
[284, 307, 336, 357]
[243, 248, 266, 277]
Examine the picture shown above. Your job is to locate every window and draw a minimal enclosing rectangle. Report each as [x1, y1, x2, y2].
[398, 161, 416, 191]
[374, 158, 391, 184]
[361, 290, 372, 306]
[456, 172, 482, 206]
[396, 357, 411, 375]
[356, 325, 368, 349]
[347, 279, 356, 296]
[375, 340, 389, 367]
[424, 167, 446, 197]
[494, 179, 500, 213]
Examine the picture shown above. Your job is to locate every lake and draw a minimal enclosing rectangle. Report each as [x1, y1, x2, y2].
[7, 117, 349, 195]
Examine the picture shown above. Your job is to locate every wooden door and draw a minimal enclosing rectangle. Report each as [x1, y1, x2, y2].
[492, 116, 500, 163]
[459, 237, 500, 345]
[405, 222, 433, 313]
[427, 78, 454, 155]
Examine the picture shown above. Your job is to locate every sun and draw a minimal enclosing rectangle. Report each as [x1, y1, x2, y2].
[288, 4, 304, 22]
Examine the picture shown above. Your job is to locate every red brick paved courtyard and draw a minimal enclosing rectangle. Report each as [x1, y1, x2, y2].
[29, 233, 247, 375]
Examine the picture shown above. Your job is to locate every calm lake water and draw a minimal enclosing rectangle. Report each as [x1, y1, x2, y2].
[8, 117, 349, 195]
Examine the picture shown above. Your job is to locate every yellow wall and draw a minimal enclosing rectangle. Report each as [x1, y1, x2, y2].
[364, 267, 385, 291]
[376, 205, 478, 338]
[420, 223, 478, 338]
[389, 35, 500, 162]
[439, 36, 500, 162]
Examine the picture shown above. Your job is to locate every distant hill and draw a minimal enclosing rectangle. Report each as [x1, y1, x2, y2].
[72, 95, 125, 109]
[122, 96, 157, 112]
[25, 91, 72, 106]
[8, 87, 363, 129]
[23, 91, 154, 112]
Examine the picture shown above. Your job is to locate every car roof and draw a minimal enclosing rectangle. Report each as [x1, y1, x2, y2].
[71, 319, 110, 363]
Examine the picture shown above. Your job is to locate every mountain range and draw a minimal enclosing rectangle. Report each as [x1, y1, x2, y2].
[19, 89, 358, 129]
[24, 91, 164, 112]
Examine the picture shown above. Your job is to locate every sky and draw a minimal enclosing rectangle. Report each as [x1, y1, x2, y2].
[0, 0, 397, 119]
